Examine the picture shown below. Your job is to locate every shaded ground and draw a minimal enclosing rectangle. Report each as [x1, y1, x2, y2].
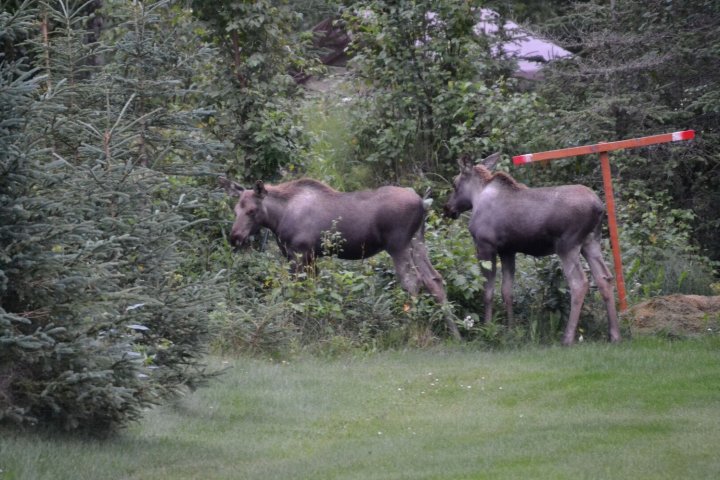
[627, 295, 720, 337]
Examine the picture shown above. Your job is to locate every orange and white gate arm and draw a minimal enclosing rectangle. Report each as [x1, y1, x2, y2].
[512, 130, 695, 311]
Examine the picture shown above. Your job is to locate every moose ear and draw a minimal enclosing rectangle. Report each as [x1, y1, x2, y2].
[218, 176, 245, 197]
[482, 152, 501, 171]
[457, 154, 474, 174]
[254, 180, 267, 199]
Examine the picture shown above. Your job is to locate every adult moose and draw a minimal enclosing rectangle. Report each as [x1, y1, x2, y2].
[443, 153, 621, 345]
[220, 177, 461, 339]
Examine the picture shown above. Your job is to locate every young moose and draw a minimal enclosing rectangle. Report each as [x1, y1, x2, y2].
[220, 177, 461, 339]
[443, 154, 621, 345]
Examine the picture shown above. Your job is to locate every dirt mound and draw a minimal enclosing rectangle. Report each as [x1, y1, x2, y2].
[627, 295, 720, 337]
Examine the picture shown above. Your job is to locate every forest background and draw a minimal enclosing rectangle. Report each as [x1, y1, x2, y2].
[1, 0, 718, 434]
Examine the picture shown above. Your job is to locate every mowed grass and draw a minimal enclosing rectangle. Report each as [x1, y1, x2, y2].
[2, 337, 720, 479]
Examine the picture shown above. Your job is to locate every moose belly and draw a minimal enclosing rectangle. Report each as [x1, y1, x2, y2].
[335, 241, 384, 260]
[500, 238, 555, 257]
[310, 234, 384, 260]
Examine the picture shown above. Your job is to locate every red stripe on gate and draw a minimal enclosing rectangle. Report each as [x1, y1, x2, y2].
[672, 130, 695, 141]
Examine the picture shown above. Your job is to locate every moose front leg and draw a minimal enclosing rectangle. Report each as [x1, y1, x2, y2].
[479, 252, 497, 325]
[287, 249, 317, 277]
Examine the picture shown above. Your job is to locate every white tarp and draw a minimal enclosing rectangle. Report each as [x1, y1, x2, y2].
[475, 8, 572, 79]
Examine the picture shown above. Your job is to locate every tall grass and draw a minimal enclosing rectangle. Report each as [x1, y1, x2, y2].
[2, 337, 720, 479]
[301, 95, 375, 191]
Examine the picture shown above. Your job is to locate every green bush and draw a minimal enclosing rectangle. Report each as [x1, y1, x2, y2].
[207, 232, 468, 356]
[342, 1, 550, 184]
[617, 184, 717, 298]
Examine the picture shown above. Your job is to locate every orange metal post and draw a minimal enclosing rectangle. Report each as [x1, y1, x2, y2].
[598, 151, 627, 311]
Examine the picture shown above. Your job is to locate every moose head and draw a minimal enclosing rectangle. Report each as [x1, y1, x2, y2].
[219, 177, 267, 249]
[443, 152, 501, 219]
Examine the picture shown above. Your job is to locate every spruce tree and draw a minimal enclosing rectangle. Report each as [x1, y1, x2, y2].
[90, 1, 226, 396]
[2, 0, 223, 433]
[1, 0, 151, 432]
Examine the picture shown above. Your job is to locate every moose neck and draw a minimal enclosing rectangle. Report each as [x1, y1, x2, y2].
[258, 191, 288, 233]
[469, 178, 498, 212]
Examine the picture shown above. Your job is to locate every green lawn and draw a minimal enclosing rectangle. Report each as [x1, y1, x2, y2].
[2, 337, 720, 479]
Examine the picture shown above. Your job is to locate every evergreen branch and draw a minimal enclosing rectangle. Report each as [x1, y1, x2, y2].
[110, 93, 137, 134]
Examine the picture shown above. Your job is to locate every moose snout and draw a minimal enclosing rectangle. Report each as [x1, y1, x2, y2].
[443, 203, 460, 219]
[229, 220, 261, 251]
[229, 231, 248, 250]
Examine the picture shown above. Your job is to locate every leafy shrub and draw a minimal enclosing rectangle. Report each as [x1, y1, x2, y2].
[301, 97, 375, 191]
[619, 185, 717, 298]
[343, 0, 543, 182]
[207, 231, 465, 356]
[192, 0, 319, 182]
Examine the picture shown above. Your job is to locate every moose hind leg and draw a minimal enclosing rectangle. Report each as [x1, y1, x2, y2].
[410, 236, 446, 303]
[392, 245, 461, 340]
[559, 247, 589, 346]
[582, 240, 621, 343]
[410, 237, 461, 339]
[390, 248, 420, 296]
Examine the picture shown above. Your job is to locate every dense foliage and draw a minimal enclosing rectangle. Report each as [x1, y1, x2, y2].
[344, 0, 547, 182]
[190, 0, 318, 182]
[500, 0, 720, 300]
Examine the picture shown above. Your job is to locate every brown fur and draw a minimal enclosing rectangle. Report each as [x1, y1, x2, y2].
[473, 165, 527, 190]
[269, 178, 339, 199]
